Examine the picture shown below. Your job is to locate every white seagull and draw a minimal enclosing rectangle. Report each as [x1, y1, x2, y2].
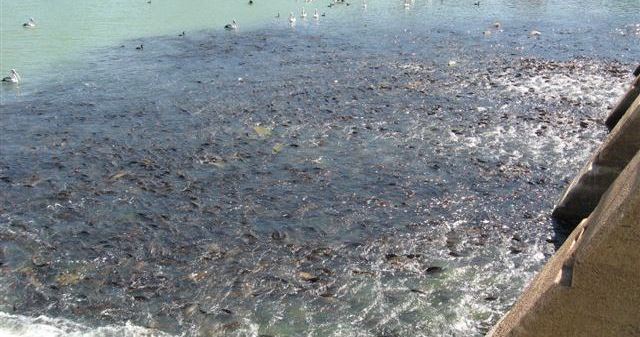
[2, 69, 21, 84]
[224, 19, 238, 30]
[313, 9, 319, 19]
[23, 17, 36, 28]
[289, 12, 296, 24]
[301, 8, 307, 19]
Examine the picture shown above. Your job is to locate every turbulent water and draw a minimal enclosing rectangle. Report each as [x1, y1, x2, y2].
[1, 0, 639, 336]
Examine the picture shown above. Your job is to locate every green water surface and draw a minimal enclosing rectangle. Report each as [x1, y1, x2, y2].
[0, 0, 319, 79]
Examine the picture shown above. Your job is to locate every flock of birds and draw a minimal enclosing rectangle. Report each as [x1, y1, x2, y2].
[3, 0, 545, 85]
[224, 0, 330, 31]
[2, 17, 35, 84]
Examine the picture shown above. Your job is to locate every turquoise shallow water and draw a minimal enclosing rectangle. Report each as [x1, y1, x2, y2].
[2, 0, 639, 85]
[0, 1, 639, 336]
[1, 0, 295, 80]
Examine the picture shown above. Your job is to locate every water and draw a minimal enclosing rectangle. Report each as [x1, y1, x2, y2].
[1, 0, 639, 336]
[2, 0, 639, 83]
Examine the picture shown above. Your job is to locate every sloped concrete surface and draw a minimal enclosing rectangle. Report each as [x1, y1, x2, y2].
[605, 74, 639, 130]
[552, 95, 640, 227]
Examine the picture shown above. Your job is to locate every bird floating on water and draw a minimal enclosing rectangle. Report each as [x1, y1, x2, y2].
[529, 30, 542, 37]
[289, 12, 296, 24]
[313, 9, 319, 19]
[2, 69, 21, 84]
[224, 19, 238, 30]
[178, 31, 185, 37]
[301, 8, 307, 19]
[493, 22, 501, 28]
[22, 17, 36, 28]
[136, 44, 144, 50]
[473, 1, 480, 6]
[249, 0, 253, 5]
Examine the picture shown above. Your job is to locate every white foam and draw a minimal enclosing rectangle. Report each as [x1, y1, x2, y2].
[0, 312, 174, 337]
[494, 62, 629, 118]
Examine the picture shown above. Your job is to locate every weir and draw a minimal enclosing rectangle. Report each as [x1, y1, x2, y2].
[487, 67, 640, 337]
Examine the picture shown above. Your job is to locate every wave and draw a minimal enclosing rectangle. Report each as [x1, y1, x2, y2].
[0, 312, 173, 337]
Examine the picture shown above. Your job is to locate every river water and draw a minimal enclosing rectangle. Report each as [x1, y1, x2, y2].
[1, 0, 639, 336]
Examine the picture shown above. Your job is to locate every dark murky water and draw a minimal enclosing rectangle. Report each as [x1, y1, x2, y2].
[1, 1, 638, 336]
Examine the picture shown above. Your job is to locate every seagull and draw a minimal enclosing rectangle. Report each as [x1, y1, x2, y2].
[224, 19, 238, 30]
[493, 22, 501, 28]
[530, 30, 541, 37]
[2, 69, 21, 83]
[301, 8, 307, 19]
[22, 17, 36, 28]
[404, 0, 411, 8]
[289, 12, 296, 24]
[313, 9, 319, 19]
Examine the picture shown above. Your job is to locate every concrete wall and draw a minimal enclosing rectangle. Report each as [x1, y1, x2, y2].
[487, 150, 640, 337]
[605, 74, 639, 130]
[551, 94, 640, 227]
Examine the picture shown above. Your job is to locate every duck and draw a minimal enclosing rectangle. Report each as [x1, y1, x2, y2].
[301, 8, 307, 19]
[224, 19, 238, 30]
[22, 17, 36, 28]
[2, 69, 21, 84]
[136, 44, 144, 50]
[289, 12, 296, 24]
[249, 0, 254, 4]
[313, 9, 319, 19]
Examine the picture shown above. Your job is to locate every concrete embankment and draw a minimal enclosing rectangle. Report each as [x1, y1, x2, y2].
[605, 73, 639, 130]
[488, 67, 640, 337]
[552, 74, 640, 227]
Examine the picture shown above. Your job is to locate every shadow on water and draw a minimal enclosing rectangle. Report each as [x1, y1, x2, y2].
[550, 219, 573, 250]
[0, 7, 638, 336]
